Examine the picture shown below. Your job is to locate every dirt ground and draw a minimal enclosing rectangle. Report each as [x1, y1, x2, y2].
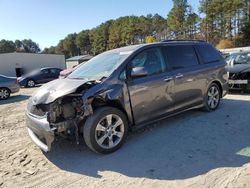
[0, 87, 250, 188]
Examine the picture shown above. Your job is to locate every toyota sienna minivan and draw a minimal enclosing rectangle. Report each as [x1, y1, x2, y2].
[26, 40, 228, 154]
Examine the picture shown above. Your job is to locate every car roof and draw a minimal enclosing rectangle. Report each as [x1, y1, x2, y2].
[103, 40, 208, 55]
[104, 44, 148, 54]
[40, 67, 61, 70]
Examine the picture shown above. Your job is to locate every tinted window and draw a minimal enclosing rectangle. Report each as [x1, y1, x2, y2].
[41, 69, 49, 74]
[196, 44, 222, 63]
[130, 48, 166, 76]
[50, 69, 60, 74]
[163, 45, 199, 69]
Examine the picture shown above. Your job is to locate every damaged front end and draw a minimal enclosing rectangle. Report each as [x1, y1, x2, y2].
[26, 79, 97, 152]
[228, 71, 250, 91]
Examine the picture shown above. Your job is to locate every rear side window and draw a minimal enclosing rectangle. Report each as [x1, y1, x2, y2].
[50, 69, 60, 74]
[163, 45, 199, 69]
[196, 44, 222, 63]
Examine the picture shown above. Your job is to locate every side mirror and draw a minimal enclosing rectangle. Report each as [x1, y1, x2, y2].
[131, 67, 148, 78]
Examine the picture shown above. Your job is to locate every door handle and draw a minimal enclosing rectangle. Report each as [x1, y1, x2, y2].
[164, 76, 173, 82]
[175, 74, 184, 79]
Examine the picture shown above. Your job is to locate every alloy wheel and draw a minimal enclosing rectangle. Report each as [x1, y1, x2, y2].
[95, 114, 124, 149]
[27, 80, 35, 87]
[207, 86, 220, 109]
[0, 88, 10, 100]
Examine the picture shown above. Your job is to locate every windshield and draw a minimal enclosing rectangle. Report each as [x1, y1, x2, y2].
[226, 52, 250, 64]
[234, 53, 250, 64]
[225, 53, 238, 63]
[68, 51, 130, 80]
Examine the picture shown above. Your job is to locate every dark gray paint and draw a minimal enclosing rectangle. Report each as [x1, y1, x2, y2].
[26, 41, 228, 152]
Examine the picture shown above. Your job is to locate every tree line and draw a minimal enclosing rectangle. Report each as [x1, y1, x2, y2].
[0, 39, 41, 54]
[1, 0, 250, 57]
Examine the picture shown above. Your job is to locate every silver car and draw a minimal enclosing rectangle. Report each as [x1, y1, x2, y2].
[0, 74, 20, 100]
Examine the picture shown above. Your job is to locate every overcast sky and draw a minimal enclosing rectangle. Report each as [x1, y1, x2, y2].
[0, 0, 200, 49]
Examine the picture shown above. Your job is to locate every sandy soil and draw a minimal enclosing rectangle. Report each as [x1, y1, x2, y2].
[0, 88, 250, 188]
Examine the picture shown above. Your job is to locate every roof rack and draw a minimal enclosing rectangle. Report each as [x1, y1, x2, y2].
[161, 39, 206, 43]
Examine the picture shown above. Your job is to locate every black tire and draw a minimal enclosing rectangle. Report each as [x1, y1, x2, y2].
[203, 83, 221, 112]
[26, 79, 36, 88]
[83, 107, 128, 154]
[0, 87, 10, 100]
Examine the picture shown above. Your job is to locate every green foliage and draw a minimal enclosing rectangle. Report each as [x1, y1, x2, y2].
[199, 0, 249, 45]
[21, 39, 41, 53]
[0, 40, 16, 53]
[42, 46, 56, 54]
[76, 30, 91, 54]
[240, 22, 250, 46]
[63, 33, 78, 57]
[0, 39, 40, 54]
[167, 0, 189, 38]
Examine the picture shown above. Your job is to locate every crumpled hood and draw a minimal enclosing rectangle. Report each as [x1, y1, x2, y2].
[227, 64, 250, 74]
[31, 78, 90, 105]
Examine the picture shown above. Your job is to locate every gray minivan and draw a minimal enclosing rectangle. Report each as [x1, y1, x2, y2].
[26, 40, 228, 154]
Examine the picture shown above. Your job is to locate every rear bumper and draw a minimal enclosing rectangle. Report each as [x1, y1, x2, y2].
[26, 111, 54, 152]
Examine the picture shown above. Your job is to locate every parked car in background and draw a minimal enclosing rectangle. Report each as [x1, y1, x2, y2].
[59, 57, 93, 79]
[59, 65, 79, 79]
[0, 74, 20, 100]
[226, 52, 250, 91]
[18, 67, 62, 87]
[26, 40, 228, 154]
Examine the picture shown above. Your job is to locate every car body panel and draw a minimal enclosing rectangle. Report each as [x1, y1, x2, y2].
[31, 78, 93, 105]
[0, 74, 20, 93]
[127, 71, 175, 124]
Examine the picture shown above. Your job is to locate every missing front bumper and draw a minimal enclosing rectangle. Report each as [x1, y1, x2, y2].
[26, 112, 54, 152]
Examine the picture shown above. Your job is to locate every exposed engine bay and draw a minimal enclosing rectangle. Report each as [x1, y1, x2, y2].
[47, 95, 83, 124]
[228, 72, 250, 90]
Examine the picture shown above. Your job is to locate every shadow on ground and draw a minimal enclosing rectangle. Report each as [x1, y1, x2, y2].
[45, 95, 250, 180]
[0, 95, 30, 105]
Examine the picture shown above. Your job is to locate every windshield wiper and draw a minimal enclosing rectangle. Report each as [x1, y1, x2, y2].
[99, 76, 107, 81]
[68, 77, 87, 80]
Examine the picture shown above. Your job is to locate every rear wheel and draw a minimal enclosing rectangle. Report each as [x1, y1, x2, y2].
[203, 83, 221, 112]
[0, 88, 10, 100]
[26, 79, 35, 87]
[83, 107, 128, 154]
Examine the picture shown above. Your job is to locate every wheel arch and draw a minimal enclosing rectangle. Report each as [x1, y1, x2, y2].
[0, 87, 11, 93]
[211, 80, 223, 98]
[91, 98, 132, 127]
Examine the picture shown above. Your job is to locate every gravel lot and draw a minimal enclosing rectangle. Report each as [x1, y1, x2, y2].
[0, 87, 250, 188]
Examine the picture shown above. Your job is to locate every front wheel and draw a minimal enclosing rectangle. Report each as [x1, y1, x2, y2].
[83, 107, 128, 154]
[26, 79, 35, 88]
[203, 83, 221, 112]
